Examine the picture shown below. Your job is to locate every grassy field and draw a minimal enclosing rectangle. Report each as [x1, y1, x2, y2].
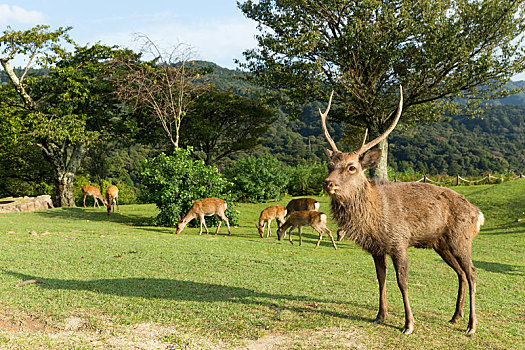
[0, 179, 524, 349]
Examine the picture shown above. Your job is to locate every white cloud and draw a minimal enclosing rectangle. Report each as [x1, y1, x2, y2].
[93, 15, 259, 69]
[0, 4, 46, 25]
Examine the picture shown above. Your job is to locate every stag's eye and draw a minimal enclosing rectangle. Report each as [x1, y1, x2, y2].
[348, 165, 356, 172]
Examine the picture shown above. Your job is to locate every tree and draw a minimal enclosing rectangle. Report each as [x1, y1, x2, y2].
[181, 88, 277, 165]
[238, 0, 525, 178]
[0, 25, 122, 206]
[111, 35, 209, 149]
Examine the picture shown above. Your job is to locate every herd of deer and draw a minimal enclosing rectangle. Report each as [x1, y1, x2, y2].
[80, 184, 119, 215]
[80, 86, 483, 335]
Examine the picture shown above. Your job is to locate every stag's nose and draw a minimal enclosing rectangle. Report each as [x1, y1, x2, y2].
[322, 179, 335, 193]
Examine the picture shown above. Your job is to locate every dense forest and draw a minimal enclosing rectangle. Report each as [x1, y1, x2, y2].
[197, 62, 525, 175]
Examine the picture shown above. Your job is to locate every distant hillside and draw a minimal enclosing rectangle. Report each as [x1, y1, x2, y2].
[203, 62, 525, 175]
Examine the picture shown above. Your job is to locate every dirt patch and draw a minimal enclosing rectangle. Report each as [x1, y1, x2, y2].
[0, 307, 58, 334]
[0, 307, 367, 349]
[237, 327, 368, 350]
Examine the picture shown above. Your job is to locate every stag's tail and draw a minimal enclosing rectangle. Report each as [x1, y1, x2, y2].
[476, 210, 485, 233]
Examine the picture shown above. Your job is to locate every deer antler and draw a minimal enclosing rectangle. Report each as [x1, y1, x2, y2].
[356, 85, 403, 155]
[319, 91, 339, 153]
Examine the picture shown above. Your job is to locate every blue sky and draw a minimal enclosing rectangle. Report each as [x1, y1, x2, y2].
[2, 1, 525, 80]
[0, 1, 258, 69]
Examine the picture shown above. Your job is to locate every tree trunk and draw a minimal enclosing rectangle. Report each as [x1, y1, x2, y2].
[56, 170, 76, 207]
[367, 123, 390, 180]
[38, 140, 86, 207]
[369, 138, 389, 180]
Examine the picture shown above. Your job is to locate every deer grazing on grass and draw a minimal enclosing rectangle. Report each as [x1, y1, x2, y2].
[176, 198, 231, 235]
[105, 185, 120, 215]
[256, 205, 287, 238]
[285, 198, 319, 216]
[81, 185, 107, 208]
[276, 211, 337, 249]
[319, 86, 483, 334]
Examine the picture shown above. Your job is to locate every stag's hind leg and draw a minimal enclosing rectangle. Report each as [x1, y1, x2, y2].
[449, 240, 477, 334]
[434, 241, 467, 324]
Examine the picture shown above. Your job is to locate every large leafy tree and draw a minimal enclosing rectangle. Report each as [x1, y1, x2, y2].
[238, 0, 525, 178]
[0, 26, 122, 206]
[181, 88, 277, 165]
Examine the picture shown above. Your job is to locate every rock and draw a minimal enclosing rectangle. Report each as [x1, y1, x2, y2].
[0, 195, 54, 213]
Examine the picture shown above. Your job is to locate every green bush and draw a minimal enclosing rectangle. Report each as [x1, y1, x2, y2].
[223, 155, 289, 202]
[287, 161, 327, 196]
[142, 149, 238, 227]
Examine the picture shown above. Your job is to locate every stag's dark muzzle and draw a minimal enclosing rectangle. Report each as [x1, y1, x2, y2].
[322, 179, 336, 194]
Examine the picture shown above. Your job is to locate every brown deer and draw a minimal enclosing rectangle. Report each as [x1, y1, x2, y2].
[285, 198, 319, 216]
[276, 211, 337, 249]
[81, 185, 107, 208]
[105, 185, 120, 215]
[256, 205, 287, 238]
[176, 198, 231, 235]
[319, 86, 483, 334]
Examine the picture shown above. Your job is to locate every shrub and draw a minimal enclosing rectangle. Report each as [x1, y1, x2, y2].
[142, 149, 238, 227]
[222, 155, 289, 202]
[287, 161, 327, 196]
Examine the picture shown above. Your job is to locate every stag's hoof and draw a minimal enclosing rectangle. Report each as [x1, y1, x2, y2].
[401, 327, 413, 335]
[449, 317, 461, 324]
[466, 328, 476, 335]
[372, 318, 383, 324]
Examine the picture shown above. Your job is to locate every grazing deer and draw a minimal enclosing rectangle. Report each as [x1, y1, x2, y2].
[176, 198, 231, 235]
[276, 211, 337, 249]
[319, 86, 483, 334]
[81, 185, 107, 208]
[285, 198, 320, 216]
[105, 185, 120, 215]
[256, 205, 287, 238]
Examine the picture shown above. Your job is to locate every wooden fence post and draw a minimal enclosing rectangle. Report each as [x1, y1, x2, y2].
[456, 174, 460, 186]
[424, 175, 427, 183]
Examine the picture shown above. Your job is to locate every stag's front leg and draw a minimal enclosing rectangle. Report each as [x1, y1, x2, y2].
[391, 251, 415, 334]
[372, 254, 388, 324]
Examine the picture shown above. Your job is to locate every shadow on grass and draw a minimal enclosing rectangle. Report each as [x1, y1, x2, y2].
[35, 207, 152, 226]
[473, 260, 525, 276]
[480, 223, 525, 236]
[3, 270, 377, 326]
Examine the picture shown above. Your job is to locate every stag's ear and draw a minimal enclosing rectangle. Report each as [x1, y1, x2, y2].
[324, 148, 334, 158]
[360, 149, 382, 170]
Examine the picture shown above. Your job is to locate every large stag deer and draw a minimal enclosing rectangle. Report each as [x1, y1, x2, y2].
[319, 86, 483, 334]
[176, 198, 231, 235]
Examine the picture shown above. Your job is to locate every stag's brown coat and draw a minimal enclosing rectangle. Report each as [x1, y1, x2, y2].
[320, 86, 483, 334]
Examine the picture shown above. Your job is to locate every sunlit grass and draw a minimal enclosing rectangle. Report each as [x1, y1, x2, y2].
[0, 180, 524, 349]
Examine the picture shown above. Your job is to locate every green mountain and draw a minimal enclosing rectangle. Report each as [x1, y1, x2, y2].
[203, 62, 525, 175]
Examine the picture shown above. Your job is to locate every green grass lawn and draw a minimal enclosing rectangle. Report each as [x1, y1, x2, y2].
[0, 179, 524, 349]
